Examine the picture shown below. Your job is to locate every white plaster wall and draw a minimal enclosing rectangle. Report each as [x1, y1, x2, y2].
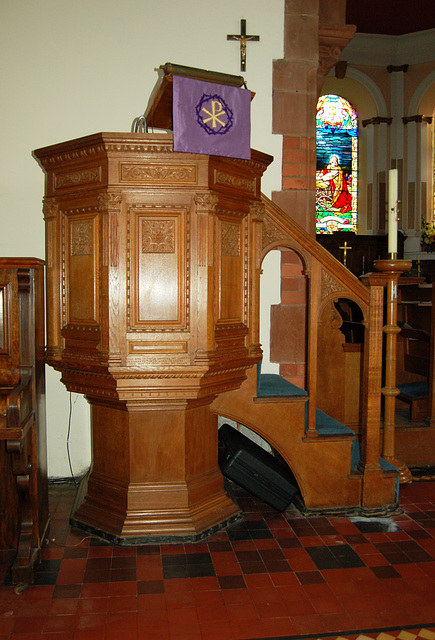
[0, 0, 284, 477]
[259, 250, 281, 374]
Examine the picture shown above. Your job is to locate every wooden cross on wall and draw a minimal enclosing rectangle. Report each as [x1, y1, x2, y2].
[227, 19, 260, 71]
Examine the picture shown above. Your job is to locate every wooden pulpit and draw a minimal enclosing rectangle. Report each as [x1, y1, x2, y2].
[34, 132, 272, 542]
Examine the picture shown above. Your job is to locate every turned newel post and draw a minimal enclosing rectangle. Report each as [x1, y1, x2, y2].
[374, 258, 412, 484]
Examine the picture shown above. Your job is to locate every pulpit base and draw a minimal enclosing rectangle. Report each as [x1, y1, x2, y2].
[71, 473, 241, 544]
[70, 402, 241, 543]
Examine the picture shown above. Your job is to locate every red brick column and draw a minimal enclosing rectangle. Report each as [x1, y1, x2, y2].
[271, 0, 355, 236]
[268, 1, 355, 382]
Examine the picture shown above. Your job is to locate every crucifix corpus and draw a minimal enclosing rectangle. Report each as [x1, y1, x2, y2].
[339, 240, 352, 267]
[227, 19, 260, 71]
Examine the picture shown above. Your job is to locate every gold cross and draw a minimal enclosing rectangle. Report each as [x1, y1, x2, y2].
[227, 19, 260, 71]
[339, 240, 352, 267]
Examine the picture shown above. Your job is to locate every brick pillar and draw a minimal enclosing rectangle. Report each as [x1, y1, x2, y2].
[269, 0, 355, 378]
[272, 0, 355, 235]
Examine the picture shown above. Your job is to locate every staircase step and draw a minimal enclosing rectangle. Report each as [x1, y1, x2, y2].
[311, 407, 355, 436]
[257, 372, 308, 398]
[257, 365, 354, 437]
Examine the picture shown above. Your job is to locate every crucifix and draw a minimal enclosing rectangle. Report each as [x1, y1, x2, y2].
[339, 240, 352, 267]
[227, 19, 260, 72]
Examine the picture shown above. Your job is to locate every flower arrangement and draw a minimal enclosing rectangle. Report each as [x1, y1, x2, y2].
[421, 218, 435, 252]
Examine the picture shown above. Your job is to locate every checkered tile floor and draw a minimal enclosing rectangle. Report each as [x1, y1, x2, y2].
[1, 478, 435, 640]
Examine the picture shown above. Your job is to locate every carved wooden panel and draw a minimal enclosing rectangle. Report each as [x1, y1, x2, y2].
[54, 166, 103, 191]
[128, 207, 187, 329]
[213, 169, 256, 196]
[218, 218, 244, 323]
[64, 211, 99, 325]
[120, 162, 197, 184]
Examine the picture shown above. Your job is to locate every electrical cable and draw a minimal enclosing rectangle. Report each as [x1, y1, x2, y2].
[66, 392, 79, 486]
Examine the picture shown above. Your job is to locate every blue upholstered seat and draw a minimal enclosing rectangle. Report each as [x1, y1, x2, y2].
[397, 381, 429, 399]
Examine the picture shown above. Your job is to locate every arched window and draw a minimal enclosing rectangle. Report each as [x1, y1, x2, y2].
[316, 94, 358, 234]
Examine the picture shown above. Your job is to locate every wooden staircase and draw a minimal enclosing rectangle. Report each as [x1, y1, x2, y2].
[213, 195, 399, 514]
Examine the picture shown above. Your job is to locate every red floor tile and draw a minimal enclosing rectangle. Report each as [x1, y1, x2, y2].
[80, 583, 110, 599]
[199, 620, 235, 640]
[230, 619, 265, 640]
[48, 597, 80, 615]
[137, 608, 168, 627]
[249, 585, 282, 604]
[78, 598, 108, 614]
[310, 594, 345, 615]
[226, 602, 260, 623]
[137, 627, 169, 640]
[137, 592, 167, 610]
[106, 611, 138, 629]
[12, 616, 45, 635]
[289, 612, 326, 634]
[107, 595, 137, 612]
[277, 583, 310, 602]
[165, 589, 196, 608]
[43, 614, 77, 633]
[73, 631, 106, 640]
[255, 600, 288, 619]
[167, 606, 198, 626]
[193, 589, 224, 607]
[75, 613, 107, 631]
[196, 602, 229, 623]
[190, 576, 220, 591]
[242, 573, 272, 588]
[283, 598, 316, 616]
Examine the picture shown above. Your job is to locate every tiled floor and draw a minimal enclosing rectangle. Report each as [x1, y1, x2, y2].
[1, 477, 435, 640]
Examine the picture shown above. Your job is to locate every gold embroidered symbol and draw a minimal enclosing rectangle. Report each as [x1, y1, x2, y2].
[202, 100, 227, 129]
[196, 94, 233, 136]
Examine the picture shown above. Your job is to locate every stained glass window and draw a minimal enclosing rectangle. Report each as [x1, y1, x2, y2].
[316, 94, 358, 234]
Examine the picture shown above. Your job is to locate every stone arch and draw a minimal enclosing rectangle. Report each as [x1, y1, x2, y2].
[408, 70, 435, 115]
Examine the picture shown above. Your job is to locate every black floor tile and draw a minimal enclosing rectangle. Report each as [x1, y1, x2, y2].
[306, 544, 366, 570]
[218, 574, 246, 589]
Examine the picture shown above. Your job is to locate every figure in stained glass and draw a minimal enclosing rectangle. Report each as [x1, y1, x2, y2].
[316, 154, 352, 213]
[316, 95, 358, 234]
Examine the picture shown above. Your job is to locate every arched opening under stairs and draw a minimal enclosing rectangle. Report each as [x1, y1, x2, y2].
[260, 246, 308, 390]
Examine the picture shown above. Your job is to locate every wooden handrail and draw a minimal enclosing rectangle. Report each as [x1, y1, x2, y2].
[261, 195, 370, 306]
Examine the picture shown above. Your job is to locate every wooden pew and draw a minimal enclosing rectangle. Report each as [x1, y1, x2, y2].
[0, 259, 48, 586]
[396, 278, 431, 422]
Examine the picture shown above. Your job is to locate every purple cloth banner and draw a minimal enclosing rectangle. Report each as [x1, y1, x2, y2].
[172, 75, 251, 160]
